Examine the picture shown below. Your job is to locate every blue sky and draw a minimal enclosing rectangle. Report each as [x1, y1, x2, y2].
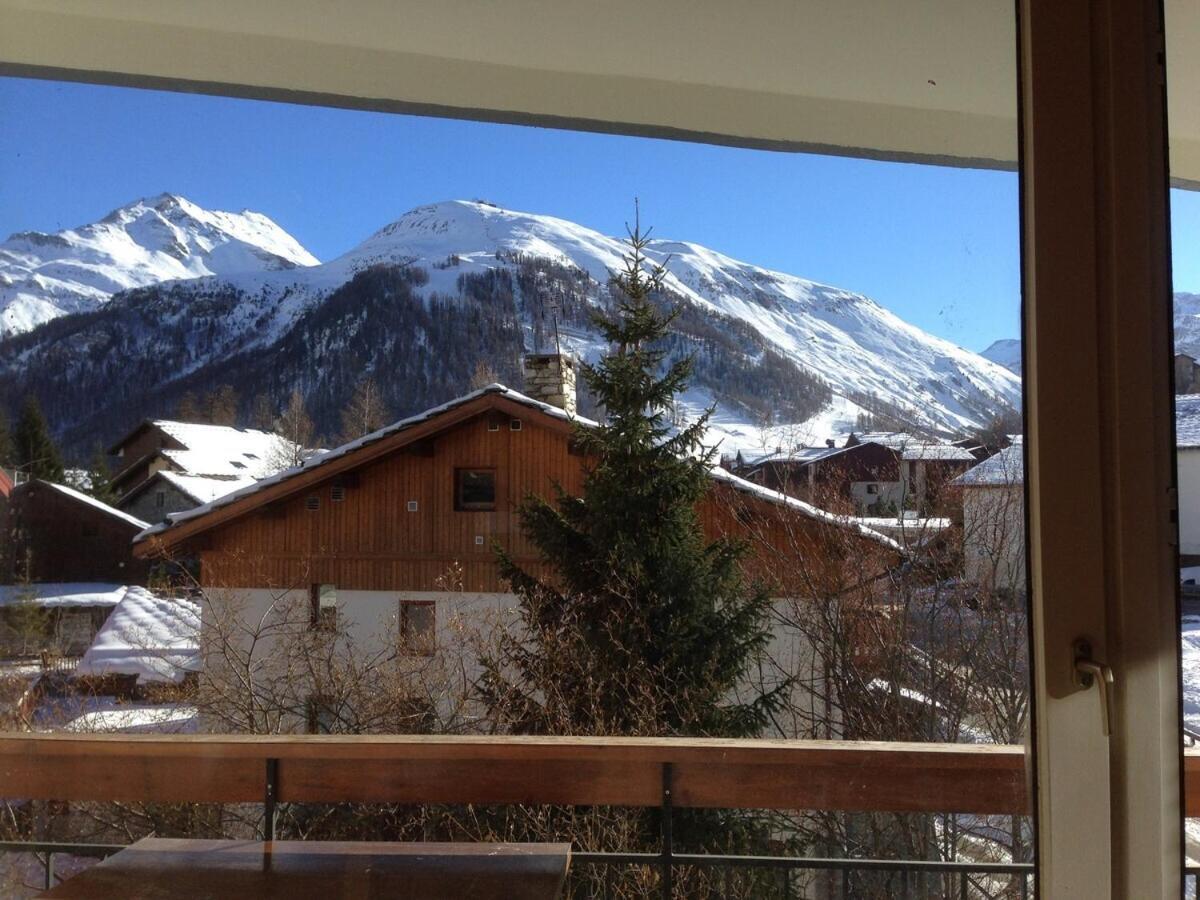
[2, 76, 1197, 352]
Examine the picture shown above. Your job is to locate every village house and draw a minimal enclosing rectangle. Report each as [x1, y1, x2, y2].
[951, 438, 1026, 594]
[734, 441, 903, 514]
[1178, 353, 1200, 395]
[108, 420, 292, 523]
[845, 431, 977, 514]
[134, 355, 901, 730]
[1177, 395, 1200, 566]
[0, 482, 152, 658]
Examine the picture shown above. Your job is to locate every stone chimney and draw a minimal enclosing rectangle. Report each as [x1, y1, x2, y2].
[522, 353, 577, 415]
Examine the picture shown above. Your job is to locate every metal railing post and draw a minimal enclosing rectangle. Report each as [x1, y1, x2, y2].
[660, 762, 673, 900]
[264, 758, 279, 842]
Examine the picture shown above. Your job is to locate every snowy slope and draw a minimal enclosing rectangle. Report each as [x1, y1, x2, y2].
[2, 199, 1022, 453]
[980, 339, 1022, 376]
[144, 200, 1020, 436]
[0, 193, 317, 336]
[339, 201, 1021, 435]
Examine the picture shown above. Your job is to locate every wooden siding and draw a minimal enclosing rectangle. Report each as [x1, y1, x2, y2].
[187, 407, 892, 594]
[5, 482, 149, 585]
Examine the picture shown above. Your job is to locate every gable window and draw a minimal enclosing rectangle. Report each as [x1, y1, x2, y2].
[310, 583, 337, 631]
[331, 484, 346, 502]
[400, 600, 436, 655]
[305, 495, 320, 511]
[455, 468, 496, 511]
[866, 483, 879, 495]
[155, 491, 166, 509]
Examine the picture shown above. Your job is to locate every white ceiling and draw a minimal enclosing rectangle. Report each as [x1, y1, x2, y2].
[0, 0, 1196, 185]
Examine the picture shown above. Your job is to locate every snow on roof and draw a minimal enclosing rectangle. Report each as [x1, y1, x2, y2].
[952, 440, 1024, 487]
[63, 702, 198, 734]
[151, 420, 292, 479]
[708, 467, 902, 550]
[899, 444, 977, 462]
[741, 446, 847, 468]
[41, 481, 149, 530]
[75, 587, 200, 684]
[1178, 395, 1200, 449]
[155, 470, 260, 505]
[138, 384, 902, 550]
[0, 583, 129, 608]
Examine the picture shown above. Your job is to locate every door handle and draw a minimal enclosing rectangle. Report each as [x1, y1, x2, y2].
[1074, 639, 1115, 737]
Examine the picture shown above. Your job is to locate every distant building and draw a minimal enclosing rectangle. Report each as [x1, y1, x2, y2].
[846, 432, 977, 514]
[1177, 396, 1200, 564]
[736, 442, 903, 514]
[1178, 353, 1200, 395]
[951, 440, 1026, 594]
[4, 481, 150, 586]
[108, 420, 292, 522]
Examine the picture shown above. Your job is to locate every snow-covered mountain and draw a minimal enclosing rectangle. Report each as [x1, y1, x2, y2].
[0, 193, 318, 336]
[980, 338, 1022, 376]
[0, 199, 1021, 456]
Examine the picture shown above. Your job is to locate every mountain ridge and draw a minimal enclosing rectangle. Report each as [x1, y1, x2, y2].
[0, 197, 1021, 458]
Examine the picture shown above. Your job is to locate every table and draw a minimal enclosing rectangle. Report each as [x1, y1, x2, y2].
[43, 838, 571, 899]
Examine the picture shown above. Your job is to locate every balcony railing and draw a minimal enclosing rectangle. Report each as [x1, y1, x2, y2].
[12, 735, 1195, 896]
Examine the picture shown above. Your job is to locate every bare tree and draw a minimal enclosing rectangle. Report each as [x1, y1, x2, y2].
[339, 378, 391, 444]
[269, 390, 313, 471]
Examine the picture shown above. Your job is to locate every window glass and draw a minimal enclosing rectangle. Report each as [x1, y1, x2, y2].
[456, 469, 496, 510]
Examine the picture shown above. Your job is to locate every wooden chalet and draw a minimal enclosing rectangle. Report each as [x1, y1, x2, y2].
[108, 420, 284, 523]
[6, 481, 150, 586]
[136, 369, 899, 608]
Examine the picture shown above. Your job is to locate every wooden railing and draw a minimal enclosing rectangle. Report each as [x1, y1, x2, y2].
[0, 733, 1030, 813]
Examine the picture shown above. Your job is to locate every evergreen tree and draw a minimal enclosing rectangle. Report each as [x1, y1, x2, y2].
[13, 396, 64, 483]
[479, 212, 779, 739]
[85, 444, 118, 506]
[0, 408, 11, 467]
[339, 378, 391, 444]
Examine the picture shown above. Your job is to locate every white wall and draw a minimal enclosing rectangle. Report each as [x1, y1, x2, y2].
[961, 485, 1026, 593]
[1179, 448, 1200, 556]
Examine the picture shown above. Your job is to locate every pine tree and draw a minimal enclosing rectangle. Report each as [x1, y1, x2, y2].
[340, 378, 391, 444]
[0, 408, 11, 467]
[13, 396, 64, 483]
[479, 211, 779, 739]
[85, 444, 118, 506]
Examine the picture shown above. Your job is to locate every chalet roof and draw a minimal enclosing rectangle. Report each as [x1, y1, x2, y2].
[0, 583, 130, 609]
[136, 384, 901, 551]
[75, 587, 200, 684]
[40, 481, 150, 530]
[124, 469, 260, 507]
[951, 439, 1025, 487]
[1178, 395, 1200, 448]
[847, 431, 975, 462]
[109, 419, 291, 480]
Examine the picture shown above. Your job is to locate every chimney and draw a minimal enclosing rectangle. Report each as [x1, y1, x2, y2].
[522, 353, 577, 415]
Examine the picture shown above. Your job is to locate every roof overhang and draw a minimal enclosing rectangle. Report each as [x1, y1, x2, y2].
[2, 0, 1196, 186]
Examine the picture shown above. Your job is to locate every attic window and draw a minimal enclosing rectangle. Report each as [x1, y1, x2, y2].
[305, 496, 320, 511]
[510, 419, 522, 431]
[230, 461, 247, 470]
[488, 421, 500, 432]
[331, 484, 346, 502]
[243, 453, 259, 460]
[455, 468, 496, 511]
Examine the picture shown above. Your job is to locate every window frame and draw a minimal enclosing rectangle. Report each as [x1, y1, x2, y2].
[454, 467, 497, 512]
